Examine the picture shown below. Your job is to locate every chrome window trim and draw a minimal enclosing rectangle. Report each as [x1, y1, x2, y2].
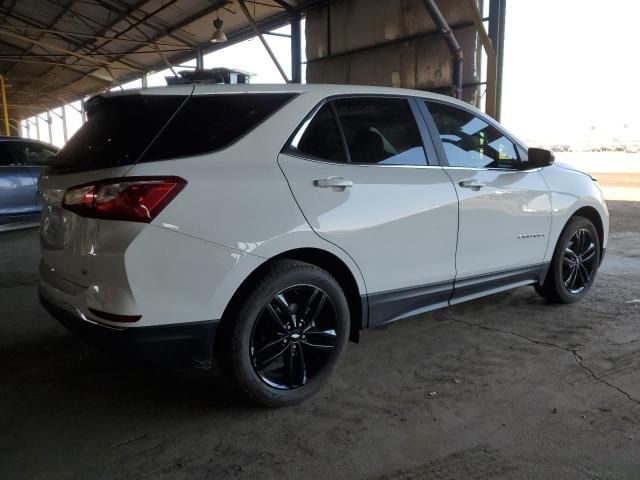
[280, 152, 543, 173]
[280, 151, 446, 169]
[443, 165, 543, 173]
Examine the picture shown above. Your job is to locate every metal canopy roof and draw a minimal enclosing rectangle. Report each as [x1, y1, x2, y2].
[0, 0, 320, 122]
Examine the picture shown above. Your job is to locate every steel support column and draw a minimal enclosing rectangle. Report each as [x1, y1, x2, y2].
[238, 0, 290, 83]
[0, 74, 9, 135]
[62, 105, 68, 142]
[488, 0, 506, 121]
[195, 45, 204, 71]
[46, 110, 52, 144]
[421, 0, 464, 99]
[466, 0, 497, 117]
[290, 10, 302, 83]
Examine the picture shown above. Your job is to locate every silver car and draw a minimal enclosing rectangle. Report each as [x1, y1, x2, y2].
[0, 136, 58, 230]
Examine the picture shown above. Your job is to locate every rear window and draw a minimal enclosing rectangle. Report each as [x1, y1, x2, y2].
[52, 92, 295, 173]
[53, 94, 186, 173]
[140, 93, 296, 162]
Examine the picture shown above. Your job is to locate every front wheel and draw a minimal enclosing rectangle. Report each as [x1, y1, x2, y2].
[535, 216, 601, 304]
[222, 260, 350, 407]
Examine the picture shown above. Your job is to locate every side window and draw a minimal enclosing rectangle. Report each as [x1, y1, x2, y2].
[8, 142, 57, 166]
[426, 101, 519, 169]
[288, 104, 347, 163]
[333, 97, 427, 165]
[142, 93, 296, 162]
[0, 143, 19, 166]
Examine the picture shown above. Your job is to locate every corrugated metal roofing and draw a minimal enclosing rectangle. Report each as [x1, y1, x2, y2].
[0, 0, 316, 121]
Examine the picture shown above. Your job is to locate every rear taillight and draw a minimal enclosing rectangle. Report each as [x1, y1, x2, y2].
[62, 176, 186, 223]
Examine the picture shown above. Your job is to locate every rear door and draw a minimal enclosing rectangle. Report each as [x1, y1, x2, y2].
[422, 100, 551, 302]
[0, 142, 37, 219]
[278, 96, 459, 326]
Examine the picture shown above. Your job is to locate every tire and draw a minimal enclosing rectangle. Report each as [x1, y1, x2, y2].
[535, 216, 601, 304]
[220, 260, 350, 407]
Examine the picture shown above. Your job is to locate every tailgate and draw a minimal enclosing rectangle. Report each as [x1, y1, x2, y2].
[39, 167, 134, 288]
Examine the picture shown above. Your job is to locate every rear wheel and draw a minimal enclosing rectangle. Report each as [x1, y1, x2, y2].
[535, 216, 600, 304]
[221, 260, 349, 407]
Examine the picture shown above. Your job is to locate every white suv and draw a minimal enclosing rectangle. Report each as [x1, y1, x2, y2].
[38, 84, 609, 406]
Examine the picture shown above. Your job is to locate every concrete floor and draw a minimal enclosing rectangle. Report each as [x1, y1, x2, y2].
[1, 201, 639, 479]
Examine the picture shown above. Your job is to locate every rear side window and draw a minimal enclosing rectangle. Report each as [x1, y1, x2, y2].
[142, 93, 296, 162]
[0, 143, 18, 165]
[7, 141, 57, 166]
[288, 104, 347, 163]
[54, 95, 186, 173]
[333, 97, 427, 165]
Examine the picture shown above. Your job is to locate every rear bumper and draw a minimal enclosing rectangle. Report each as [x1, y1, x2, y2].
[39, 289, 219, 365]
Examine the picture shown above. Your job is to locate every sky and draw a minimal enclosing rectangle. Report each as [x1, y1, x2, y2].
[22, 2, 640, 148]
[500, 0, 640, 145]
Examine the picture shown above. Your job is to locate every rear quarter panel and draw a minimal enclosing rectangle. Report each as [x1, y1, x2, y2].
[124, 91, 368, 321]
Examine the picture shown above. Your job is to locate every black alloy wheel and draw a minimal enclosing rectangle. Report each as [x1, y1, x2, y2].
[562, 228, 598, 294]
[535, 216, 601, 304]
[250, 285, 338, 390]
[219, 260, 350, 407]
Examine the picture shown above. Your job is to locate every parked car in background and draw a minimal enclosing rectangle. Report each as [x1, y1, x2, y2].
[37, 85, 608, 406]
[0, 136, 58, 230]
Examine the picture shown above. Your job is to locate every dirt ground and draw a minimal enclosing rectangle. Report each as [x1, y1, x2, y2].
[1, 201, 639, 480]
[593, 173, 640, 190]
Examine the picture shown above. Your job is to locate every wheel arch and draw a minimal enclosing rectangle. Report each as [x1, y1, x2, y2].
[571, 206, 605, 257]
[218, 248, 366, 349]
[540, 205, 606, 287]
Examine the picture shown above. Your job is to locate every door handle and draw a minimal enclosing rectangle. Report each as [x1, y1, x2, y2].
[313, 177, 354, 189]
[459, 179, 486, 190]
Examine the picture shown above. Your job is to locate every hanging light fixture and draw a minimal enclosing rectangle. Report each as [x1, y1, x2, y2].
[211, 10, 228, 43]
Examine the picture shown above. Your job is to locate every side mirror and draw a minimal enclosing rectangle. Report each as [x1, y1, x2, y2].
[526, 147, 555, 169]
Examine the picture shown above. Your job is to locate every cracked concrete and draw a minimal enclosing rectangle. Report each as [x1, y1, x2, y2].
[1, 200, 639, 479]
[444, 316, 640, 407]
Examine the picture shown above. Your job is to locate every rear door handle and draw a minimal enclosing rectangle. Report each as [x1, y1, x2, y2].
[459, 179, 486, 190]
[313, 177, 354, 189]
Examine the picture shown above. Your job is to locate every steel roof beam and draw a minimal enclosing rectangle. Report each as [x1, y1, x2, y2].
[238, 0, 289, 82]
[48, 0, 232, 94]
[11, 0, 336, 117]
[37, 0, 182, 87]
[93, 0, 198, 47]
[4, 0, 79, 78]
[0, 6, 143, 74]
[0, 29, 140, 70]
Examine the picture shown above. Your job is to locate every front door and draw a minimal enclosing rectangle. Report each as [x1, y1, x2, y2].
[279, 96, 459, 326]
[423, 100, 551, 301]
